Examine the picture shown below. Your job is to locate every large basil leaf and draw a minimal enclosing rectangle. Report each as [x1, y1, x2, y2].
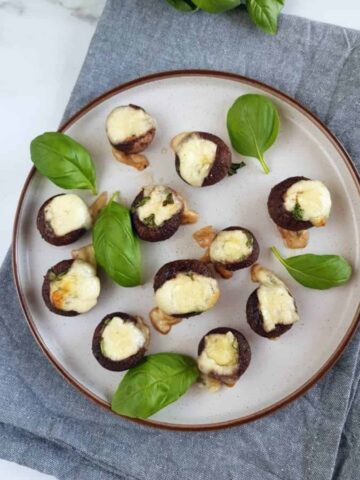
[165, 0, 198, 11]
[111, 353, 199, 418]
[271, 247, 352, 290]
[30, 132, 97, 194]
[93, 194, 141, 287]
[227, 94, 280, 174]
[192, 0, 241, 13]
[246, 0, 284, 35]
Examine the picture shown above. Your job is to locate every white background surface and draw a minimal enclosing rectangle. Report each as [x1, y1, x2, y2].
[1, 1, 359, 478]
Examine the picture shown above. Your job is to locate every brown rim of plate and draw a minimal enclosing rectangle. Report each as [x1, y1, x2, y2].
[12, 69, 360, 432]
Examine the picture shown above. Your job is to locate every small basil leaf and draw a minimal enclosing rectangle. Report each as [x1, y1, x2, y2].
[192, 0, 241, 12]
[228, 161, 246, 176]
[111, 353, 199, 419]
[30, 132, 97, 194]
[271, 246, 352, 290]
[166, 0, 198, 11]
[227, 94, 280, 174]
[93, 194, 141, 287]
[246, 0, 284, 35]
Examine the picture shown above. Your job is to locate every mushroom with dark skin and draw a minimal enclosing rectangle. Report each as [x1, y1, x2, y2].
[171, 132, 232, 187]
[92, 312, 150, 371]
[246, 264, 299, 339]
[197, 327, 251, 392]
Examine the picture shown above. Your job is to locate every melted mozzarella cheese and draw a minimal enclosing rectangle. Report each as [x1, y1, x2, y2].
[210, 230, 253, 264]
[49, 259, 100, 313]
[155, 273, 220, 315]
[106, 106, 155, 143]
[198, 332, 239, 376]
[44, 194, 92, 237]
[284, 180, 331, 226]
[100, 316, 145, 361]
[256, 268, 299, 333]
[176, 133, 217, 187]
[137, 185, 182, 226]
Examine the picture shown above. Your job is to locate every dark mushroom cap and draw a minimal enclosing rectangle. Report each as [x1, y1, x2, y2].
[92, 312, 149, 372]
[42, 259, 79, 316]
[37, 194, 87, 246]
[267, 176, 313, 231]
[153, 259, 216, 318]
[198, 327, 251, 383]
[175, 132, 232, 187]
[107, 105, 156, 154]
[210, 226, 260, 271]
[130, 187, 184, 242]
[246, 289, 294, 339]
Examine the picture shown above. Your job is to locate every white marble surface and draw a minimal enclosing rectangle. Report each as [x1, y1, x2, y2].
[1, 1, 359, 478]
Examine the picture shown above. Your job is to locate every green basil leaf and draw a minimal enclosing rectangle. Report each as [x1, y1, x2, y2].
[30, 132, 97, 194]
[246, 0, 284, 35]
[93, 194, 141, 287]
[271, 246, 352, 290]
[165, 0, 198, 11]
[112, 353, 199, 419]
[227, 94, 280, 174]
[192, 0, 241, 13]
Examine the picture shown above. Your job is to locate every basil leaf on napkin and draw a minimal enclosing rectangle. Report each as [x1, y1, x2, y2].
[93, 193, 141, 287]
[30, 132, 97, 194]
[192, 0, 241, 13]
[165, 0, 198, 11]
[271, 246, 352, 290]
[227, 94, 280, 173]
[112, 353, 199, 419]
[246, 0, 284, 35]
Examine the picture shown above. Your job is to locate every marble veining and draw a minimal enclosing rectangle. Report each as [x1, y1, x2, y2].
[47, 0, 105, 23]
[0, 0, 25, 14]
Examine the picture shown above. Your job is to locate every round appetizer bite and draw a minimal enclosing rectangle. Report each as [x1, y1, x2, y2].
[246, 264, 299, 339]
[37, 193, 92, 246]
[171, 132, 232, 187]
[130, 185, 184, 242]
[92, 312, 150, 371]
[42, 259, 100, 316]
[209, 227, 259, 271]
[106, 104, 156, 154]
[268, 176, 332, 231]
[198, 327, 251, 391]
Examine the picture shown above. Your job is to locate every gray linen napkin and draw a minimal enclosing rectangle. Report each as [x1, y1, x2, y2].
[1, 1, 360, 479]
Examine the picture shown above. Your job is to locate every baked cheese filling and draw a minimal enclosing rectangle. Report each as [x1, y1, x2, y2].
[284, 180, 331, 226]
[198, 332, 239, 376]
[176, 134, 217, 187]
[106, 105, 155, 144]
[136, 185, 183, 227]
[256, 268, 299, 333]
[100, 316, 146, 361]
[210, 230, 253, 264]
[44, 194, 92, 237]
[49, 259, 100, 313]
[155, 272, 220, 315]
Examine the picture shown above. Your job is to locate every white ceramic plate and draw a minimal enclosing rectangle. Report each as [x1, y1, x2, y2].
[13, 71, 360, 430]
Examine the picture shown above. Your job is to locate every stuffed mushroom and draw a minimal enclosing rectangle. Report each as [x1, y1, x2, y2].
[150, 259, 220, 334]
[171, 132, 232, 187]
[130, 185, 187, 242]
[268, 176, 332, 231]
[42, 259, 100, 316]
[197, 327, 251, 391]
[92, 312, 150, 371]
[37, 193, 92, 246]
[246, 264, 299, 339]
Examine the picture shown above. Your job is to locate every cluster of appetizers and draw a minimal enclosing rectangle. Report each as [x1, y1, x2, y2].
[37, 103, 332, 393]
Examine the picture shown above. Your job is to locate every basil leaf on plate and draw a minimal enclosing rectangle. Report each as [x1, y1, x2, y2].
[111, 353, 199, 419]
[165, 0, 198, 11]
[271, 246, 352, 290]
[246, 0, 284, 35]
[93, 193, 141, 287]
[227, 94, 280, 174]
[30, 132, 97, 194]
[192, 0, 241, 13]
